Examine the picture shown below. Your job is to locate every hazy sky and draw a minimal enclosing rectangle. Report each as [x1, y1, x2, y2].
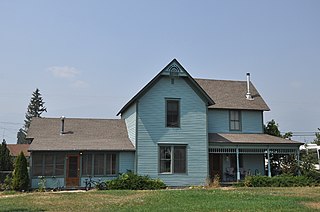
[0, 0, 319, 143]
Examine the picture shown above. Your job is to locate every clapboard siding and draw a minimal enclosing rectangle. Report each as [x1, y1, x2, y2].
[137, 76, 208, 186]
[122, 103, 136, 146]
[119, 151, 135, 173]
[242, 110, 264, 133]
[208, 109, 263, 133]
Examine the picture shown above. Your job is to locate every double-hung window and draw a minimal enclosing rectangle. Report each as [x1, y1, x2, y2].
[166, 99, 180, 128]
[159, 145, 186, 174]
[230, 110, 241, 131]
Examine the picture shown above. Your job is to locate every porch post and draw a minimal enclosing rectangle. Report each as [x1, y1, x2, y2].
[267, 147, 271, 177]
[236, 147, 240, 181]
[297, 149, 301, 176]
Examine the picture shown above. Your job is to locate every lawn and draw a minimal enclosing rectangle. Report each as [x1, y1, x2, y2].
[0, 187, 319, 211]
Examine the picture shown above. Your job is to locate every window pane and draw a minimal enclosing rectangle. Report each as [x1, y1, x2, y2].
[230, 111, 240, 130]
[32, 154, 43, 176]
[174, 146, 186, 173]
[106, 154, 117, 175]
[44, 154, 54, 176]
[160, 146, 171, 173]
[94, 154, 104, 176]
[55, 154, 65, 176]
[167, 100, 179, 127]
[82, 154, 92, 176]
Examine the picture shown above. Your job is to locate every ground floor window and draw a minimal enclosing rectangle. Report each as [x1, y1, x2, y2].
[82, 153, 118, 177]
[32, 153, 65, 176]
[159, 145, 187, 174]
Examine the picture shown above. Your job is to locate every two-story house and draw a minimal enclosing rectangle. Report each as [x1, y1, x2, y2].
[27, 59, 301, 188]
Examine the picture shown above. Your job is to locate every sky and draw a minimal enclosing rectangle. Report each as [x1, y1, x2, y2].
[0, 0, 319, 144]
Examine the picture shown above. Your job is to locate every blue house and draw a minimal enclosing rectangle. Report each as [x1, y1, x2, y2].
[27, 59, 301, 188]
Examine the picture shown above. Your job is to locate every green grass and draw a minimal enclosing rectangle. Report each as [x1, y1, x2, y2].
[0, 187, 319, 211]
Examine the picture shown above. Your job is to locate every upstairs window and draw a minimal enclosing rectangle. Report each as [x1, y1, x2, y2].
[230, 110, 241, 131]
[166, 100, 180, 128]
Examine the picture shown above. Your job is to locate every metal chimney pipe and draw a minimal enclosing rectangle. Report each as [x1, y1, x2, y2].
[246, 73, 253, 100]
[61, 116, 65, 134]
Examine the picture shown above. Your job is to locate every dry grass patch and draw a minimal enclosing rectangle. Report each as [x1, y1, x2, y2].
[302, 202, 320, 210]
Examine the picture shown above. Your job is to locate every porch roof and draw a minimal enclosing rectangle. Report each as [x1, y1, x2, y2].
[27, 118, 135, 151]
[208, 133, 302, 145]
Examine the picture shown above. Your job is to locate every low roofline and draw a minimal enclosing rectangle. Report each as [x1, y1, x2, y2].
[116, 59, 214, 116]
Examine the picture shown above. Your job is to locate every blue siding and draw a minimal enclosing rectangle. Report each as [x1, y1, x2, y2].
[242, 110, 263, 133]
[119, 151, 135, 173]
[208, 109, 263, 133]
[208, 109, 229, 133]
[122, 103, 136, 146]
[137, 76, 208, 186]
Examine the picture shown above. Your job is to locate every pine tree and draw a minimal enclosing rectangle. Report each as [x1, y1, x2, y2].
[17, 88, 47, 144]
[12, 152, 29, 191]
[24, 88, 47, 131]
[0, 139, 13, 171]
[313, 128, 320, 145]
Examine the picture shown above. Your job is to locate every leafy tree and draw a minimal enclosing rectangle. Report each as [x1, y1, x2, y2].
[12, 152, 29, 191]
[0, 139, 13, 171]
[264, 119, 281, 137]
[313, 128, 320, 145]
[17, 88, 47, 144]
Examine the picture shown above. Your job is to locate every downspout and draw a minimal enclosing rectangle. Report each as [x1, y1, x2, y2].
[135, 101, 139, 174]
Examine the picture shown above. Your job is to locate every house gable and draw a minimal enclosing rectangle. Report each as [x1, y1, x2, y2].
[117, 59, 214, 116]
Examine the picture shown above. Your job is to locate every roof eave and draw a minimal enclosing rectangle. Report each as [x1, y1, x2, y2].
[117, 59, 215, 116]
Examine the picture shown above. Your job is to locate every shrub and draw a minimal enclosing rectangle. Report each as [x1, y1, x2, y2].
[106, 171, 166, 190]
[12, 152, 29, 191]
[243, 174, 318, 187]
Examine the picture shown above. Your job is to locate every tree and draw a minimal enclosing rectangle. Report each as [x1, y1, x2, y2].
[264, 119, 281, 137]
[264, 119, 292, 139]
[313, 128, 320, 145]
[0, 139, 13, 171]
[264, 120, 295, 175]
[12, 152, 29, 191]
[17, 88, 47, 144]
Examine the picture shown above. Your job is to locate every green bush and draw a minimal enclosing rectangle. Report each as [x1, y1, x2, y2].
[243, 174, 318, 187]
[12, 152, 29, 191]
[106, 171, 166, 190]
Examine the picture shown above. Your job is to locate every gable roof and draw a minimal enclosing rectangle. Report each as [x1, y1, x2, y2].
[209, 133, 301, 145]
[7, 144, 30, 157]
[117, 59, 215, 116]
[195, 79, 270, 111]
[27, 117, 135, 151]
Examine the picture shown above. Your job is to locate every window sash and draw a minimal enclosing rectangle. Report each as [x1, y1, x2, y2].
[94, 154, 105, 176]
[230, 110, 241, 131]
[106, 154, 117, 175]
[166, 100, 180, 127]
[159, 146, 186, 174]
[82, 154, 92, 176]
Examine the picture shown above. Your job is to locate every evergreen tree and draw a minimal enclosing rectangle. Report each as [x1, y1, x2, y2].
[17, 88, 47, 144]
[24, 88, 47, 131]
[12, 152, 29, 191]
[0, 139, 13, 171]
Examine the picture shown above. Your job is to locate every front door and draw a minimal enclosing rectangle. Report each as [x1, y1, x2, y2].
[66, 155, 80, 187]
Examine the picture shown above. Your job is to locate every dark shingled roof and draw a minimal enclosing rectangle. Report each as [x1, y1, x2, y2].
[195, 79, 270, 111]
[27, 118, 135, 151]
[7, 144, 30, 157]
[209, 133, 302, 145]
